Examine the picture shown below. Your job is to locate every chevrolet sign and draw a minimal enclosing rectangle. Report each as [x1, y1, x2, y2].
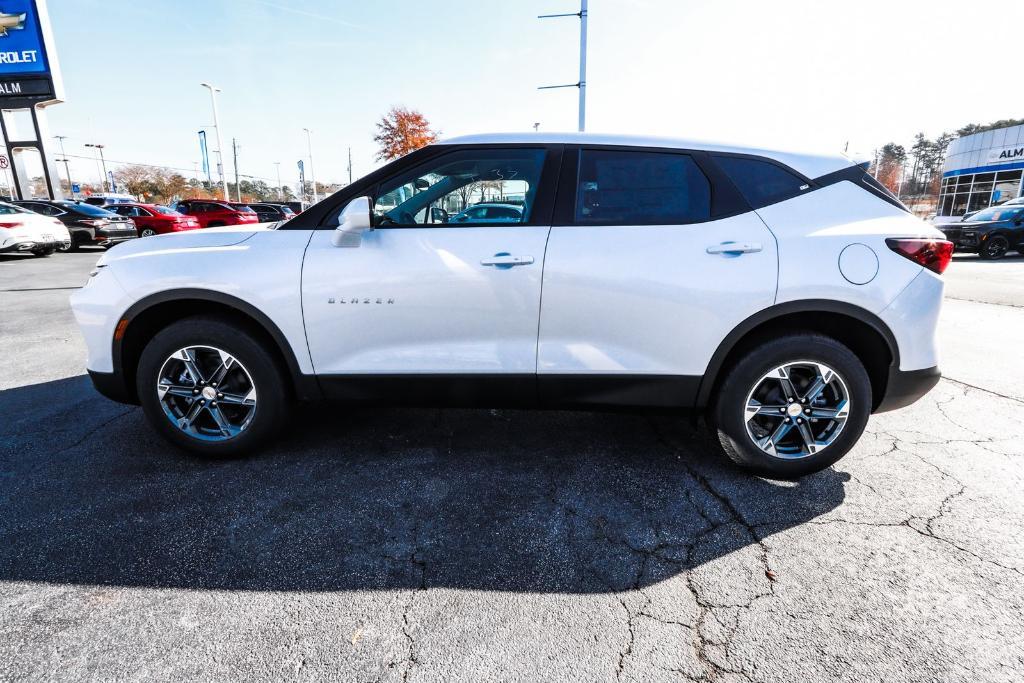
[0, 0, 60, 104]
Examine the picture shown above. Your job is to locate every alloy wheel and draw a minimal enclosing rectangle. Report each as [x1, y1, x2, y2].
[156, 345, 257, 441]
[743, 361, 850, 459]
[984, 235, 1008, 259]
[141, 228, 157, 237]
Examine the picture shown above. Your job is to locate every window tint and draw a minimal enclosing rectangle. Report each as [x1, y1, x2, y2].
[575, 150, 711, 224]
[714, 156, 807, 208]
[373, 148, 546, 226]
[24, 203, 59, 215]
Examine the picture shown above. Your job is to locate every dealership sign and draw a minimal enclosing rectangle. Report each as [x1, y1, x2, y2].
[0, 0, 62, 104]
[986, 145, 1024, 164]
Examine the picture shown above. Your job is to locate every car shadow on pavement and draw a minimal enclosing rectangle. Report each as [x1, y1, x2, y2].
[0, 375, 849, 593]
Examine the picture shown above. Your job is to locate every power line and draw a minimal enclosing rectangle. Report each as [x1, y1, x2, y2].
[60, 152, 281, 184]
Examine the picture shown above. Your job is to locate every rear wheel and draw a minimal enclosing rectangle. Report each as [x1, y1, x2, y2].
[140, 228, 157, 238]
[136, 316, 290, 457]
[57, 236, 79, 253]
[980, 234, 1009, 260]
[711, 334, 871, 478]
[31, 247, 55, 257]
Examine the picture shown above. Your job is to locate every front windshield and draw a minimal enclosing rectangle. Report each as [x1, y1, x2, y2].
[0, 202, 30, 215]
[969, 207, 1024, 222]
[58, 201, 117, 217]
[152, 205, 182, 216]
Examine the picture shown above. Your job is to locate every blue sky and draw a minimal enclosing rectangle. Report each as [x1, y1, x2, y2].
[41, 0, 1024, 187]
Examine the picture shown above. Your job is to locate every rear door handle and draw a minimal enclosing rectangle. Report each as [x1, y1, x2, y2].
[481, 253, 535, 268]
[706, 242, 762, 255]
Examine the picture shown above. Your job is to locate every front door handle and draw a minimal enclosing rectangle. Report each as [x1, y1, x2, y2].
[706, 242, 763, 255]
[481, 253, 535, 268]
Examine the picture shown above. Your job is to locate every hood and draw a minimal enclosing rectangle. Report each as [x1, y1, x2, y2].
[97, 224, 271, 264]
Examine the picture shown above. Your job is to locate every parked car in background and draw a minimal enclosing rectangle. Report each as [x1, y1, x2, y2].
[83, 193, 137, 206]
[174, 200, 260, 228]
[939, 205, 1024, 259]
[448, 203, 523, 224]
[13, 199, 137, 251]
[247, 202, 297, 223]
[0, 201, 71, 256]
[104, 203, 201, 237]
[71, 132, 950, 478]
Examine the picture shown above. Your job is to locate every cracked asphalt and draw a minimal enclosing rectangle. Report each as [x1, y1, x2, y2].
[1, 250, 1023, 682]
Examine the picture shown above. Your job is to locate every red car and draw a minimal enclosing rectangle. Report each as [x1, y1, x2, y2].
[174, 200, 260, 229]
[104, 203, 201, 237]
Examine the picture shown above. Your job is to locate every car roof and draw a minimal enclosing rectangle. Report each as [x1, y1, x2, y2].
[437, 132, 858, 180]
[464, 203, 522, 210]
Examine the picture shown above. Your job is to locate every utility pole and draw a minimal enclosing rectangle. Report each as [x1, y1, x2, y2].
[347, 147, 352, 185]
[200, 82, 230, 201]
[274, 162, 282, 200]
[303, 127, 317, 202]
[54, 135, 72, 194]
[232, 138, 241, 201]
[84, 143, 108, 192]
[538, 0, 588, 132]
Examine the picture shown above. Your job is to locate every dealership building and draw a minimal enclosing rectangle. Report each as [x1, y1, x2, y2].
[937, 123, 1024, 217]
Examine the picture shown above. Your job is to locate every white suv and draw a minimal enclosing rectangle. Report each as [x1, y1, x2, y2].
[70, 133, 950, 477]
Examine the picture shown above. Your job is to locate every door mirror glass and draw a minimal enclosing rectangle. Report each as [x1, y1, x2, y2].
[332, 196, 373, 247]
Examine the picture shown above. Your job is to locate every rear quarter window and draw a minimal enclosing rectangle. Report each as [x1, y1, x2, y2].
[713, 155, 809, 208]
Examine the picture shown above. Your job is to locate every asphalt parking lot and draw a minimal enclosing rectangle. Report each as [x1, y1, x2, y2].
[1, 248, 1023, 682]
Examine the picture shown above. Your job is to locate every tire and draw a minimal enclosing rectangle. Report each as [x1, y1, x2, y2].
[141, 228, 157, 238]
[979, 234, 1009, 260]
[207, 221, 225, 227]
[711, 334, 871, 478]
[57, 237, 79, 253]
[136, 316, 291, 457]
[31, 247, 54, 257]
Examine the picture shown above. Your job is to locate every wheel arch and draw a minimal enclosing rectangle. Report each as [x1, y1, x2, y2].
[114, 289, 320, 403]
[697, 300, 898, 412]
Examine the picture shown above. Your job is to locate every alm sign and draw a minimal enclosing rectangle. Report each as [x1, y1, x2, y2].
[986, 144, 1024, 164]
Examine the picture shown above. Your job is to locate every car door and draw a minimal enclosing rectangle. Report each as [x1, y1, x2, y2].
[301, 145, 560, 403]
[537, 147, 778, 407]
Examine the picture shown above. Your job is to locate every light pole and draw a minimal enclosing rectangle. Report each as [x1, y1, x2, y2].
[84, 143, 108, 192]
[303, 127, 317, 203]
[200, 82, 230, 201]
[538, 0, 588, 132]
[274, 162, 283, 200]
[54, 135, 73, 194]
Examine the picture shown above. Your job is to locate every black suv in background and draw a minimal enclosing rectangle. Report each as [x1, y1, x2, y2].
[247, 202, 297, 223]
[940, 205, 1024, 259]
[14, 200, 138, 251]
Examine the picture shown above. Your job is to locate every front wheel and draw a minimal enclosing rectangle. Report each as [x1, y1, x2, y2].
[136, 316, 291, 457]
[711, 334, 871, 478]
[979, 234, 1009, 260]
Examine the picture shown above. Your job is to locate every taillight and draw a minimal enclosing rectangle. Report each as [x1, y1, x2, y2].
[0, 221, 23, 228]
[885, 238, 954, 275]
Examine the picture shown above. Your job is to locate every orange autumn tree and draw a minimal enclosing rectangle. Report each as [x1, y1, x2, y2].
[374, 106, 440, 162]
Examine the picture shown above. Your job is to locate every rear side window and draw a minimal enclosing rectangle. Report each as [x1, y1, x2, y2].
[713, 156, 808, 208]
[575, 150, 710, 224]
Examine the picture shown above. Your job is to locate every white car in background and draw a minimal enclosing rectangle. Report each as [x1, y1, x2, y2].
[71, 133, 951, 478]
[0, 201, 72, 256]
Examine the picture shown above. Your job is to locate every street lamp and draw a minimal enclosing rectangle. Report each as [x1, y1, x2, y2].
[84, 143, 108, 192]
[303, 127, 317, 203]
[274, 161, 283, 200]
[538, 0, 588, 132]
[54, 135, 73, 194]
[200, 82, 230, 201]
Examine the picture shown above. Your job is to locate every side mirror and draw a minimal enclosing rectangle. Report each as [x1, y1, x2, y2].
[331, 196, 372, 247]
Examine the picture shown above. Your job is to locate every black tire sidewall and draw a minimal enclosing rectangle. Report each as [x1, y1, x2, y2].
[980, 236, 1008, 260]
[712, 334, 871, 478]
[136, 316, 289, 457]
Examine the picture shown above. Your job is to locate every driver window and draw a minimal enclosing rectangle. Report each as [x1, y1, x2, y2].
[373, 148, 546, 227]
